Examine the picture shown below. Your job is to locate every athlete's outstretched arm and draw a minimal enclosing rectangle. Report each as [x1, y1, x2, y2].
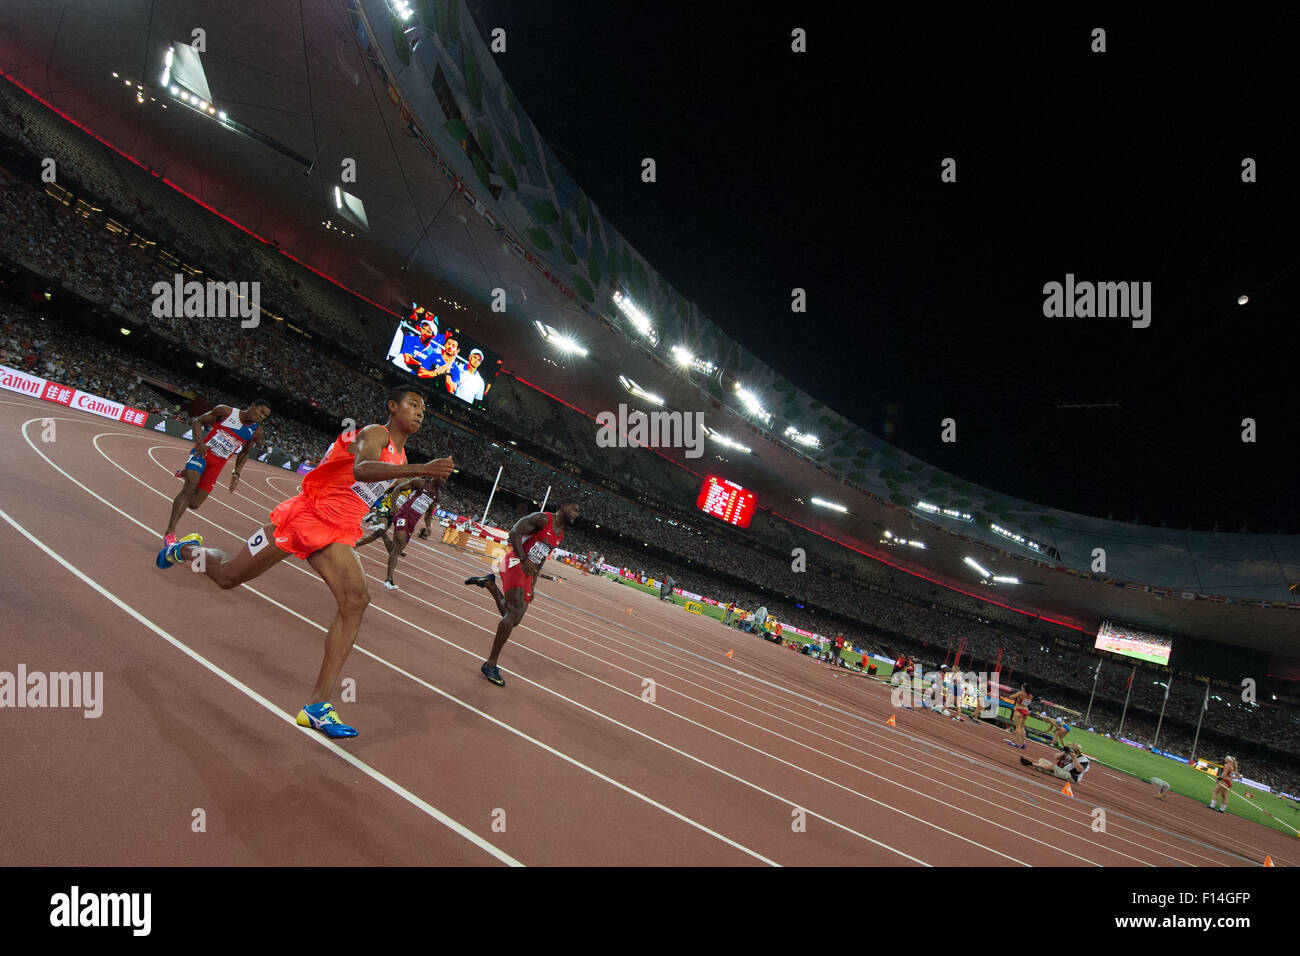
[229, 432, 259, 492]
[349, 425, 454, 483]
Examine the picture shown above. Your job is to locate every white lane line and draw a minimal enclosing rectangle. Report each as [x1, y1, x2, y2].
[60, 424, 780, 865]
[0, 501, 522, 867]
[114, 434, 922, 863]
[172, 438, 1231, 866]
[116, 428, 1262, 867]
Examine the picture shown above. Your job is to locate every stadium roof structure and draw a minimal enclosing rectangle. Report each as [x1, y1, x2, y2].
[2, 0, 1297, 665]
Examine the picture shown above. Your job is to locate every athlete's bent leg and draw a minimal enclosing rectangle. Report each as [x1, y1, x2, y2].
[485, 588, 527, 666]
[305, 544, 371, 703]
[482, 576, 509, 616]
[179, 522, 290, 588]
[165, 470, 202, 535]
[384, 528, 410, 582]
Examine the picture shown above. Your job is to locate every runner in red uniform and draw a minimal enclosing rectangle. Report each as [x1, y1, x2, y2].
[163, 400, 271, 545]
[355, 476, 441, 590]
[463, 500, 581, 686]
[154, 387, 454, 738]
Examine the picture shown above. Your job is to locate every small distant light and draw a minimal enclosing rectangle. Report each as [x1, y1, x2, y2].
[112, 72, 119, 78]
[180, 91, 190, 100]
[197, 100, 208, 110]
[124, 79, 132, 86]
[207, 106, 216, 115]
[1237, 294, 1248, 305]
[195, 361, 204, 369]
[218, 110, 227, 120]
[119, 328, 131, 336]
[170, 85, 179, 95]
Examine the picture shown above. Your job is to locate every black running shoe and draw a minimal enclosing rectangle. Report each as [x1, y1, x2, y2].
[417, 528, 430, 539]
[1019, 757, 1033, 766]
[465, 573, 496, 587]
[481, 662, 505, 687]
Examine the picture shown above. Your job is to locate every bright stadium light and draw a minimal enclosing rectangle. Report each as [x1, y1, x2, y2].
[611, 289, 658, 346]
[671, 345, 692, 366]
[702, 425, 751, 454]
[733, 383, 772, 426]
[785, 426, 821, 449]
[915, 501, 973, 522]
[811, 497, 848, 513]
[990, 522, 1048, 555]
[534, 319, 587, 354]
[617, 374, 664, 406]
[992, 575, 1019, 584]
[963, 556, 991, 578]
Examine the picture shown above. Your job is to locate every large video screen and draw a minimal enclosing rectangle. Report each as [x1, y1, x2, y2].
[385, 305, 501, 406]
[696, 475, 757, 528]
[1095, 620, 1173, 666]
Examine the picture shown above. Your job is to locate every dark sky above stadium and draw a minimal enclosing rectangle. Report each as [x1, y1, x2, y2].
[470, 2, 1299, 533]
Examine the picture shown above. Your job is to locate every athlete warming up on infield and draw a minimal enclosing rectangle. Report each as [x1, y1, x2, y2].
[1208, 754, 1238, 813]
[463, 499, 581, 687]
[153, 387, 454, 738]
[163, 399, 271, 545]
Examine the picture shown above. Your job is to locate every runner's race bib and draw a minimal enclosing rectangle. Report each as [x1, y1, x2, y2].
[351, 479, 394, 506]
[527, 540, 552, 563]
[206, 430, 242, 460]
[407, 493, 434, 516]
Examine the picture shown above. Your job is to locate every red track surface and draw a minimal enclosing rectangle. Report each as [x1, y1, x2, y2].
[2, 395, 1296, 867]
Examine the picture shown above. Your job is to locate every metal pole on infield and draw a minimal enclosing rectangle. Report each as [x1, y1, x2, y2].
[539, 484, 551, 513]
[1152, 674, 1173, 749]
[480, 465, 502, 525]
[1117, 664, 1137, 738]
[1084, 659, 1101, 726]
[1190, 679, 1210, 763]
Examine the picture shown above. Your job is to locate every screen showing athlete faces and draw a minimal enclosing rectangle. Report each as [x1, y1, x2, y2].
[385, 306, 501, 406]
[696, 475, 757, 528]
[1094, 620, 1173, 666]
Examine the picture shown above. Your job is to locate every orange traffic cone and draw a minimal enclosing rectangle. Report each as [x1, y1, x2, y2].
[1263, 855, 1274, 867]
[725, 649, 734, 659]
[886, 714, 896, 727]
[1062, 782, 1074, 797]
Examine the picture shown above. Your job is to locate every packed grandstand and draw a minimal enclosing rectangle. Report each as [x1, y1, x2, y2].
[1, 73, 1298, 800]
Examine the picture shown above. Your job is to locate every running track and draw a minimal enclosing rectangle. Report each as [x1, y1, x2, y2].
[1, 397, 1295, 867]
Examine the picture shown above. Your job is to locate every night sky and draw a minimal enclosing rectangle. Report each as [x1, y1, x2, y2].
[468, 2, 1299, 533]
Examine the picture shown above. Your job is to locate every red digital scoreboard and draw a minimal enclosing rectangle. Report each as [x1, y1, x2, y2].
[696, 475, 757, 528]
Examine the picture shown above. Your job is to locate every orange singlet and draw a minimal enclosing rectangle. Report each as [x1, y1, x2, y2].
[270, 427, 407, 559]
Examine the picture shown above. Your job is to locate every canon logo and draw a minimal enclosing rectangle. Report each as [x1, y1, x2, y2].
[76, 394, 121, 416]
[0, 368, 44, 395]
